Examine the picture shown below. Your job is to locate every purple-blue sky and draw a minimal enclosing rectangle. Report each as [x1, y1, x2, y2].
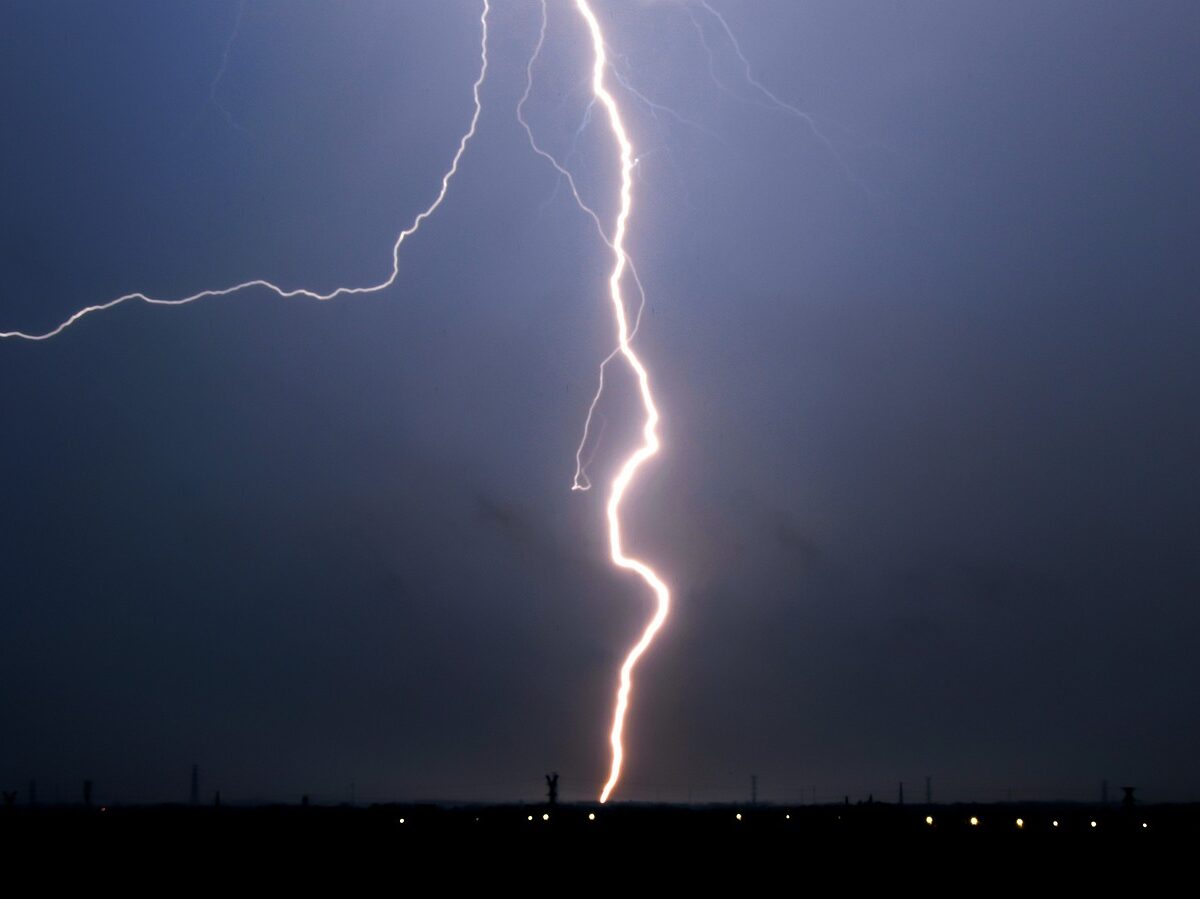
[2, 0, 1198, 805]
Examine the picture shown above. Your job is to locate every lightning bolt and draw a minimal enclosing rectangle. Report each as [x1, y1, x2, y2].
[4, 0, 672, 806]
[0, 1, 491, 341]
[572, 0, 671, 805]
[515, 0, 649, 497]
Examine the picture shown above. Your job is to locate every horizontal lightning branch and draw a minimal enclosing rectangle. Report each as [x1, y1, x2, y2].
[0, 1, 492, 342]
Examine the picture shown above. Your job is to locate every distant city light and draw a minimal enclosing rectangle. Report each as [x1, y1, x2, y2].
[1142, 822, 1149, 829]
[736, 813, 743, 821]
[925, 816, 934, 826]
[1016, 818, 1024, 828]
[589, 813, 596, 821]
[970, 816, 979, 826]
[398, 818, 405, 824]
[527, 815, 533, 821]
[543, 813, 550, 821]
[785, 814, 790, 820]
[1090, 820, 1098, 828]
[1052, 820, 1059, 827]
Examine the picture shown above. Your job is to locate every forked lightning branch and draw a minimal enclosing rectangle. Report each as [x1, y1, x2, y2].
[1, 0, 676, 804]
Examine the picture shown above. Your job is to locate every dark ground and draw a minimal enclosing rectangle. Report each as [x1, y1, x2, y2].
[4, 802, 1192, 888]
[4, 799, 1190, 850]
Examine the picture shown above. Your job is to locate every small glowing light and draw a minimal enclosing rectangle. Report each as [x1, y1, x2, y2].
[543, 813, 550, 821]
[527, 815, 533, 821]
[969, 816, 979, 826]
[1016, 818, 1024, 828]
[398, 818, 405, 824]
[1090, 820, 1098, 828]
[735, 813, 742, 821]
[100, 807, 107, 813]
[588, 813, 596, 821]
[785, 814, 790, 820]
[1142, 822, 1148, 829]
[925, 816, 934, 826]
[1052, 820, 1059, 827]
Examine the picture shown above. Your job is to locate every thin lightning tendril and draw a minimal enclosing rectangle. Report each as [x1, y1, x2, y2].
[691, 0, 870, 196]
[0, 1, 491, 341]
[612, 67, 723, 143]
[694, 0, 828, 132]
[574, 0, 671, 805]
[208, 0, 249, 135]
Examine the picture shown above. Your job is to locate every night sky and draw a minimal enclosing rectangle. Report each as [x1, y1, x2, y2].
[2, 1, 1198, 806]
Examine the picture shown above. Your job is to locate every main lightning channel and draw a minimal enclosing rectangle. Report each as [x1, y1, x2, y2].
[516, 0, 649, 494]
[574, 0, 671, 805]
[0, 1, 491, 342]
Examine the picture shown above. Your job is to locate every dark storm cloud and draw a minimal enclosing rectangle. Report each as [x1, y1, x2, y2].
[1, 0, 1197, 804]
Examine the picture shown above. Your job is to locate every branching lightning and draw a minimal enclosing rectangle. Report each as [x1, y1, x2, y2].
[4, 0, 675, 805]
[690, 0, 870, 195]
[0, 1, 491, 341]
[208, 0, 249, 135]
[612, 67, 722, 144]
[692, 0, 829, 133]
[516, 0, 649, 497]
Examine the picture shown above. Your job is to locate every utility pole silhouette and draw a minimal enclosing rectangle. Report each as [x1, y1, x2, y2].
[190, 764, 199, 806]
[545, 772, 559, 807]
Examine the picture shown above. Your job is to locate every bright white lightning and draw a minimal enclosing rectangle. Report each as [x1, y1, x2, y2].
[573, 0, 671, 805]
[4, 0, 672, 806]
[0, 1, 491, 341]
[515, 0, 648, 495]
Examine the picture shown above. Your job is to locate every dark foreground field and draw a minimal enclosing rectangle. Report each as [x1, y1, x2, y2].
[3, 799, 1191, 848]
[5, 800, 1195, 886]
